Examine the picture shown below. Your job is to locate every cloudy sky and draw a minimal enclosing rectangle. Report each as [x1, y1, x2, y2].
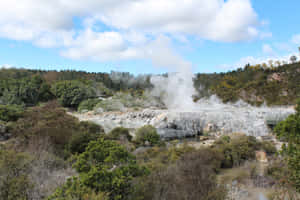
[0, 0, 299, 74]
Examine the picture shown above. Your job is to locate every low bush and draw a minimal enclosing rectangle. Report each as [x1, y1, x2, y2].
[53, 138, 149, 200]
[213, 135, 261, 168]
[67, 131, 103, 155]
[135, 145, 195, 171]
[274, 99, 300, 191]
[0, 104, 24, 122]
[132, 148, 226, 200]
[48, 177, 109, 200]
[0, 150, 34, 200]
[51, 80, 95, 108]
[107, 127, 132, 141]
[78, 98, 101, 112]
[135, 125, 160, 146]
[10, 102, 103, 157]
[260, 141, 277, 155]
[95, 99, 125, 112]
[78, 121, 104, 134]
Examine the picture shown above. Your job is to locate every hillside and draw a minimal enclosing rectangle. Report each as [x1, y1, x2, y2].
[194, 62, 300, 106]
[1, 62, 299, 108]
[0, 65, 299, 199]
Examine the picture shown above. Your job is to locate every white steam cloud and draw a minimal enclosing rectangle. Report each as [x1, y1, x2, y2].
[147, 36, 198, 111]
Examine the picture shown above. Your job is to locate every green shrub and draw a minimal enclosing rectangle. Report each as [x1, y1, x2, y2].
[135, 125, 160, 145]
[95, 99, 124, 112]
[107, 127, 132, 141]
[48, 177, 109, 200]
[260, 141, 277, 155]
[78, 121, 104, 134]
[0, 150, 34, 200]
[0, 75, 53, 106]
[78, 98, 101, 112]
[71, 138, 148, 200]
[68, 132, 102, 155]
[132, 148, 226, 200]
[274, 99, 300, 191]
[0, 104, 24, 122]
[214, 135, 261, 168]
[51, 80, 95, 108]
[11, 102, 85, 157]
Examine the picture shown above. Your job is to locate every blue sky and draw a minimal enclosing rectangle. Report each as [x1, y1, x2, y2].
[0, 0, 299, 74]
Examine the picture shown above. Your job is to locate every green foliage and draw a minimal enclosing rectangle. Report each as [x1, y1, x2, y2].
[48, 177, 109, 200]
[0, 150, 33, 200]
[274, 112, 300, 144]
[135, 125, 160, 145]
[274, 99, 300, 191]
[51, 80, 95, 108]
[194, 62, 300, 105]
[132, 148, 226, 200]
[107, 127, 132, 141]
[95, 99, 125, 112]
[74, 138, 135, 173]
[78, 98, 101, 112]
[78, 121, 104, 135]
[68, 121, 104, 155]
[69, 138, 148, 200]
[0, 75, 53, 106]
[0, 104, 24, 122]
[260, 141, 277, 155]
[135, 145, 195, 171]
[10, 102, 103, 157]
[213, 135, 261, 168]
[68, 132, 103, 155]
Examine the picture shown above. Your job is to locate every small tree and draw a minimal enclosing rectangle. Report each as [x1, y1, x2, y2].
[0, 150, 33, 200]
[290, 55, 297, 64]
[0, 104, 24, 122]
[275, 60, 281, 67]
[108, 127, 132, 141]
[135, 125, 160, 145]
[71, 138, 147, 200]
[274, 99, 300, 191]
[51, 80, 95, 108]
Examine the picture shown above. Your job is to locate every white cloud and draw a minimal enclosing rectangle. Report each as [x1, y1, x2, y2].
[1, 64, 13, 69]
[291, 34, 300, 45]
[100, 0, 260, 42]
[259, 31, 272, 39]
[262, 44, 275, 55]
[60, 29, 141, 61]
[0, 0, 263, 63]
[219, 52, 299, 71]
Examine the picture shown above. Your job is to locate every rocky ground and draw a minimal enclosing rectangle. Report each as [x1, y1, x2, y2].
[70, 103, 294, 140]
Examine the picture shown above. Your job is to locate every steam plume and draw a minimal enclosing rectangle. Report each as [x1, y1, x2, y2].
[147, 36, 198, 110]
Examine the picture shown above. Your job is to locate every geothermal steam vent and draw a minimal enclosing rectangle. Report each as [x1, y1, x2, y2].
[74, 72, 294, 139]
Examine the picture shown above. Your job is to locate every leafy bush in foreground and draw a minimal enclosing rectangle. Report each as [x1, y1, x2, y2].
[11, 102, 104, 157]
[274, 99, 300, 191]
[48, 177, 109, 200]
[52, 138, 148, 200]
[0, 150, 33, 200]
[213, 135, 261, 168]
[132, 148, 226, 200]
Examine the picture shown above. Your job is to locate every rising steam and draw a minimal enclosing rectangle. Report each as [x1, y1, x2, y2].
[147, 36, 198, 111]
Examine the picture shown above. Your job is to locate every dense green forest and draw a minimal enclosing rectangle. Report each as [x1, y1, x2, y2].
[0, 63, 299, 199]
